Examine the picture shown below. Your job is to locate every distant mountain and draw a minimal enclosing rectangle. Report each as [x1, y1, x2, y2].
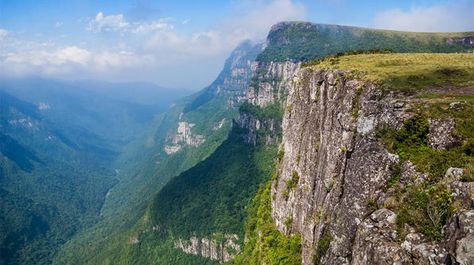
[257, 21, 474, 62]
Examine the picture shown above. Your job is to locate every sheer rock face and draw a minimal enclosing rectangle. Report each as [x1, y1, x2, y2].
[174, 234, 241, 263]
[271, 68, 406, 264]
[164, 42, 264, 155]
[245, 61, 301, 108]
[238, 61, 300, 145]
[268, 68, 473, 265]
[164, 121, 205, 154]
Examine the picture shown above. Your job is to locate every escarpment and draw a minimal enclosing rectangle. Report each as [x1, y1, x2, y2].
[268, 62, 474, 264]
[238, 61, 300, 144]
[272, 68, 408, 264]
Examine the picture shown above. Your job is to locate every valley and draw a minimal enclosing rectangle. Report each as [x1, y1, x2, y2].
[1, 5, 473, 264]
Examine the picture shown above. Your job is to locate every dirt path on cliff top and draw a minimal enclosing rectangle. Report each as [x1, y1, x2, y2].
[426, 85, 474, 95]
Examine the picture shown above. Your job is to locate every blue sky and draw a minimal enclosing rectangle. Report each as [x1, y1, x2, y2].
[0, 0, 473, 89]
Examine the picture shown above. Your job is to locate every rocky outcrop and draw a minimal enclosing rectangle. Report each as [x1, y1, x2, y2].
[352, 208, 452, 264]
[267, 67, 473, 264]
[164, 119, 205, 154]
[271, 68, 407, 264]
[428, 118, 458, 150]
[353, 210, 474, 265]
[245, 61, 300, 108]
[237, 61, 300, 145]
[174, 234, 241, 263]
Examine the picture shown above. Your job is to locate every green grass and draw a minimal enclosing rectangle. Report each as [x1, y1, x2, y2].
[309, 53, 474, 92]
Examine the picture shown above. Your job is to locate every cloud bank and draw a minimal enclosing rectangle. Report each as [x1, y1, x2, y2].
[373, 1, 474, 32]
[0, 0, 306, 88]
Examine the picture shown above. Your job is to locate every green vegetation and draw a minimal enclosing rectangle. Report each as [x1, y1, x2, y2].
[310, 53, 474, 92]
[54, 94, 237, 265]
[377, 113, 472, 240]
[462, 162, 474, 182]
[378, 114, 472, 181]
[6, 23, 471, 265]
[53, 40, 261, 264]
[151, 127, 277, 239]
[0, 89, 122, 265]
[393, 183, 454, 240]
[313, 229, 332, 265]
[231, 182, 302, 265]
[283, 171, 300, 200]
[239, 102, 284, 121]
[258, 22, 473, 62]
[386, 163, 402, 189]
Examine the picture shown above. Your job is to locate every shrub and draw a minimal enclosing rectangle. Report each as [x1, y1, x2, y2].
[313, 229, 332, 265]
[395, 183, 454, 240]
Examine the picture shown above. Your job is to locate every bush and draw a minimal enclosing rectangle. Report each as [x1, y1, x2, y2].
[395, 183, 454, 240]
[239, 102, 284, 121]
[313, 229, 332, 265]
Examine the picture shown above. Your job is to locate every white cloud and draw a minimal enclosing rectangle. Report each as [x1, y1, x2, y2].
[373, 1, 474, 32]
[55, 21, 63, 28]
[131, 19, 173, 33]
[1, 41, 152, 79]
[145, 0, 306, 58]
[0, 28, 9, 39]
[86, 11, 172, 34]
[0, 0, 306, 88]
[87, 12, 130, 33]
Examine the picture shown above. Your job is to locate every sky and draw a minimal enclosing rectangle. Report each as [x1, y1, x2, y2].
[0, 0, 473, 90]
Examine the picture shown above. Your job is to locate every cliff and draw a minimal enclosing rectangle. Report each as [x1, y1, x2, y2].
[264, 53, 474, 264]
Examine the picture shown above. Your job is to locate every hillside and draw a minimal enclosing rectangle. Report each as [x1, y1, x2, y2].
[0, 89, 117, 265]
[258, 22, 474, 62]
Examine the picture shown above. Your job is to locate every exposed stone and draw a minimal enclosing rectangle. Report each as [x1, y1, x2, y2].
[164, 121, 205, 154]
[400, 160, 429, 185]
[443, 210, 474, 265]
[449, 180, 474, 208]
[174, 234, 241, 263]
[37, 102, 51, 110]
[238, 61, 300, 144]
[245, 61, 300, 108]
[213, 118, 226, 130]
[428, 118, 458, 150]
[235, 54, 473, 264]
[449, 101, 464, 110]
[270, 69, 408, 264]
[445, 167, 464, 181]
[352, 209, 412, 265]
[353, 208, 451, 265]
